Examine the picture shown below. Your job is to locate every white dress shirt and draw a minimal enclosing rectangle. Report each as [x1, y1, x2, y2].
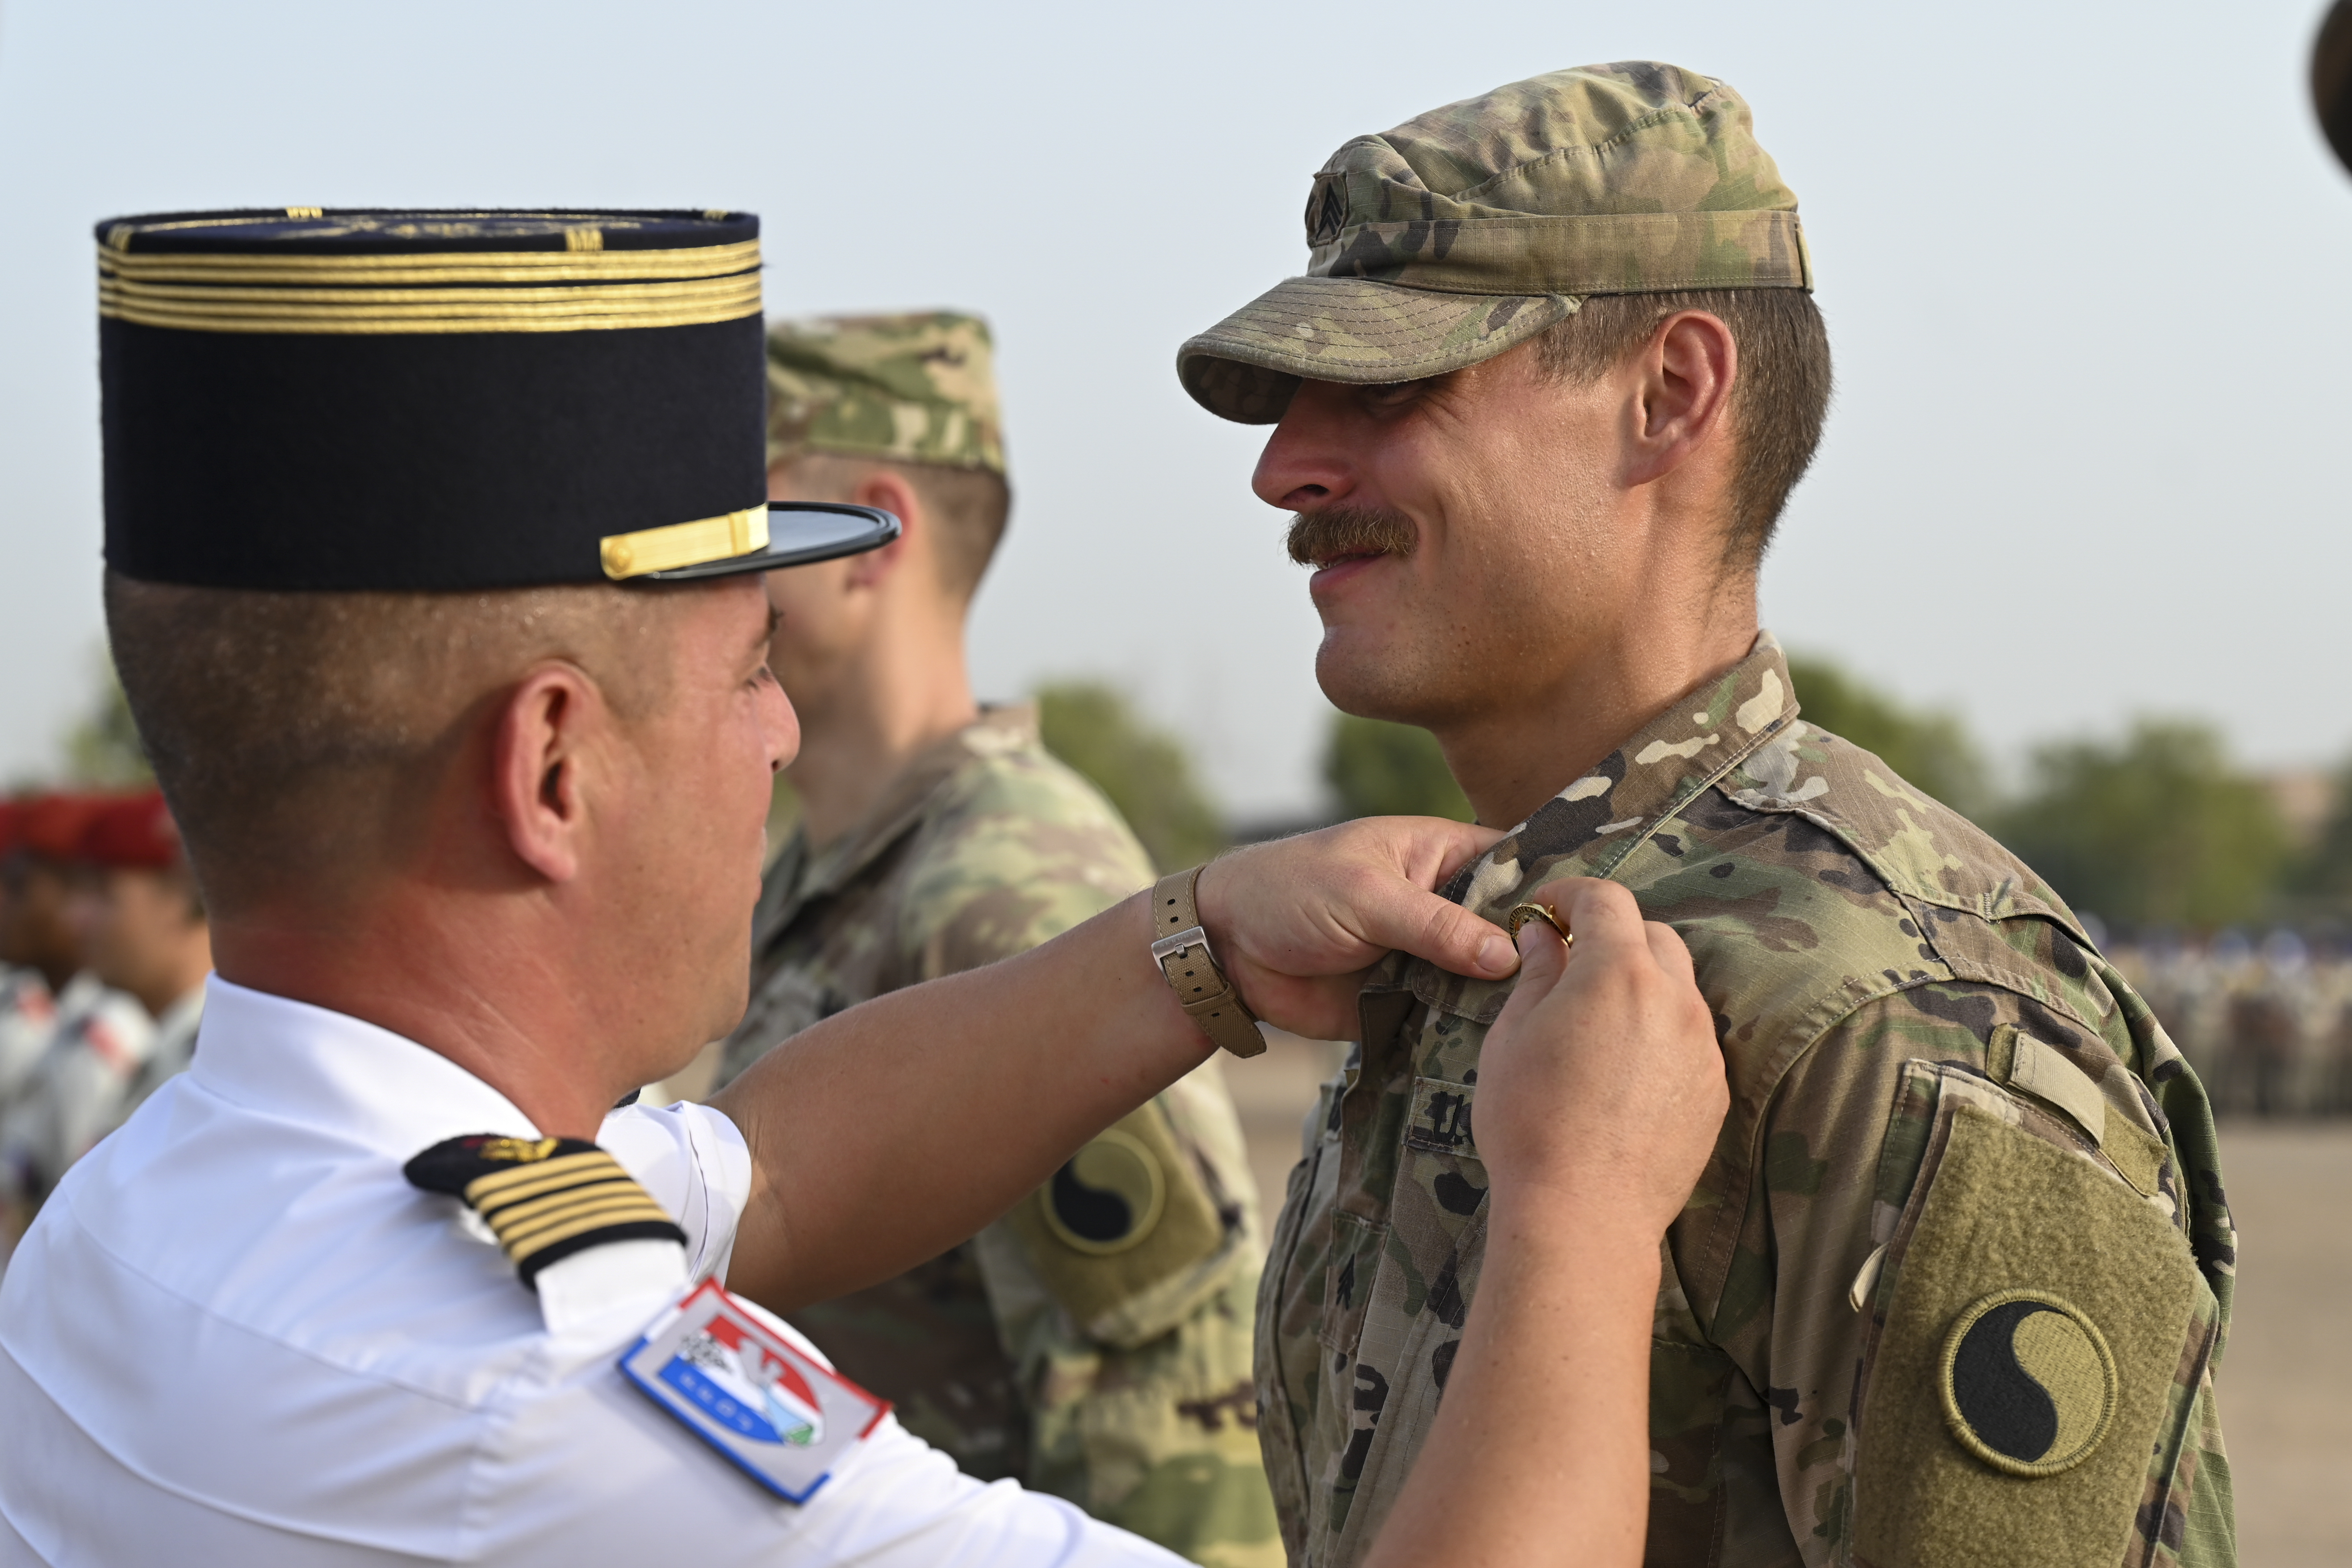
[101, 984, 205, 1141]
[0, 978, 1180, 1567]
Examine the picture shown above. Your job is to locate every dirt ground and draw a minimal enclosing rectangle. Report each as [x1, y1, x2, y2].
[1221, 1040, 2352, 1564]
[2209, 1121, 2352, 1567]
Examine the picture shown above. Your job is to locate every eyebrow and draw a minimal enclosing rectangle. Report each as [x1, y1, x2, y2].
[754, 602, 781, 650]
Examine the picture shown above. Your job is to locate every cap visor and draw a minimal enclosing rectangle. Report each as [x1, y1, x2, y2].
[640, 502, 901, 581]
[1176, 276, 1573, 422]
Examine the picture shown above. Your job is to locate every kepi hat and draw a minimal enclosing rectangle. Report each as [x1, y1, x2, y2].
[98, 208, 898, 590]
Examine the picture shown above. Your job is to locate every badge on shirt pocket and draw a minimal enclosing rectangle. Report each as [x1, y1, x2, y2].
[621, 1278, 891, 1503]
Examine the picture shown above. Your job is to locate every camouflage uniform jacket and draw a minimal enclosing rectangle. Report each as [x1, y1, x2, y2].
[717, 705, 1281, 1567]
[1257, 634, 2235, 1568]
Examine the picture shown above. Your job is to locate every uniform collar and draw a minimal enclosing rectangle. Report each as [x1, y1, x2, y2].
[1449, 630, 1800, 921]
[771, 702, 1044, 910]
[188, 975, 540, 1158]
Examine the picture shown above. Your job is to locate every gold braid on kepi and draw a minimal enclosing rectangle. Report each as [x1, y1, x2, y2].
[405, 1134, 685, 1289]
[95, 207, 900, 591]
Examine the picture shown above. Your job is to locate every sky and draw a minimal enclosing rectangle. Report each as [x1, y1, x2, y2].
[3, 0, 2349, 819]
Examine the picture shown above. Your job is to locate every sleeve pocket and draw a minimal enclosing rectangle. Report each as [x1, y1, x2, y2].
[1854, 1098, 2216, 1567]
[1004, 1100, 1243, 1348]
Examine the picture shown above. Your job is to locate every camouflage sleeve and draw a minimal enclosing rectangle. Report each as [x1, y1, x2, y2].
[1729, 979, 2230, 1568]
[976, 1059, 1279, 1566]
[896, 750, 1284, 1566]
[893, 753, 1155, 981]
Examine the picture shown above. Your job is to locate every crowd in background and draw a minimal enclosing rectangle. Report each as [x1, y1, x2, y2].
[2118, 932, 2352, 1118]
[0, 791, 209, 1257]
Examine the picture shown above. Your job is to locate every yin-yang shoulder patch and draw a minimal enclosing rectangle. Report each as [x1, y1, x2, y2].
[1938, 1289, 2118, 1476]
[1042, 1129, 1166, 1256]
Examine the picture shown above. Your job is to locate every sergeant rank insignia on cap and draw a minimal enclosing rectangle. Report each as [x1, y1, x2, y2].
[622, 1280, 890, 1502]
[96, 207, 898, 591]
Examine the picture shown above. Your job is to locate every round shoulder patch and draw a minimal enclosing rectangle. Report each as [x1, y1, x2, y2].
[1041, 1129, 1166, 1255]
[1938, 1289, 2118, 1476]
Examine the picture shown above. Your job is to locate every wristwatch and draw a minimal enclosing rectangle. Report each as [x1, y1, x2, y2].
[1149, 866, 1267, 1058]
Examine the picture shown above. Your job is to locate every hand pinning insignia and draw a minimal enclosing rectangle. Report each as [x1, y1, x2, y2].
[406, 1133, 684, 1288]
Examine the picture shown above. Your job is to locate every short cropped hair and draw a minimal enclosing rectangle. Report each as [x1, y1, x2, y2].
[1535, 288, 1832, 570]
[783, 452, 1011, 602]
[105, 570, 691, 911]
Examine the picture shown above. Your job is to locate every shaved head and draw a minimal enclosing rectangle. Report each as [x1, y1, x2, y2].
[105, 570, 700, 913]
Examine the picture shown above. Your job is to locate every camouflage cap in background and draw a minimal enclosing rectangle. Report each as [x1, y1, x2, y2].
[767, 311, 1007, 474]
[1178, 61, 1813, 422]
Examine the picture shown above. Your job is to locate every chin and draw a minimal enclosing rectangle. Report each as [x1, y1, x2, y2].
[1314, 636, 1438, 727]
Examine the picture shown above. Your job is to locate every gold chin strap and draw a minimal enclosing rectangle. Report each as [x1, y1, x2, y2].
[1149, 865, 1267, 1058]
[599, 505, 769, 579]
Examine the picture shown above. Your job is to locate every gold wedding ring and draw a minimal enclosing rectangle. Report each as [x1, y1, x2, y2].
[1506, 901, 1571, 948]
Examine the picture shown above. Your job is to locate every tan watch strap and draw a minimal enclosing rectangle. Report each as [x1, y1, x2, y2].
[1149, 865, 1266, 1058]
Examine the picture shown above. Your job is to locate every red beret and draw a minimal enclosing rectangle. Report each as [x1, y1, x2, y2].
[77, 791, 184, 871]
[18, 794, 106, 862]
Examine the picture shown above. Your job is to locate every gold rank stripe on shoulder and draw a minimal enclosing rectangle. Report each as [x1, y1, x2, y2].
[96, 238, 762, 335]
[461, 1150, 678, 1272]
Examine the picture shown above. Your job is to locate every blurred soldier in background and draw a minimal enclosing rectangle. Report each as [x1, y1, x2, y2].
[0, 803, 63, 1116]
[71, 790, 209, 1131]
[2226, 932, 2306, 1116]
[712, 312, 1277, 1564]
[2123, 929, 2352, 1119]
[0, 796, 96, 1019]
[0, 794, 155, 1238]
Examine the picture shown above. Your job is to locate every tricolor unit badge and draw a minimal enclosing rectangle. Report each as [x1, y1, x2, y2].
[622, 1279, 890, 1503]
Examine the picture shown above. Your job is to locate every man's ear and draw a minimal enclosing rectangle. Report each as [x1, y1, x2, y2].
[1624, 309, 1737, 488]
[843, 469, 921, 590]
[489, 663, 604, 884]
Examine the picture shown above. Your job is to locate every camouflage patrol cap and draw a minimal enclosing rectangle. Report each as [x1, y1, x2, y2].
[1178, 62, 1812, 422]
[767, 311, 1006, 474]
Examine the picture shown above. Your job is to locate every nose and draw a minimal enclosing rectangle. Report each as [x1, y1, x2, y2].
[764, 680, 800, 775]
[1251, 381, 1359, 512]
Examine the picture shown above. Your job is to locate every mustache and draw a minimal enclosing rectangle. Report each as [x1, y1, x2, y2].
[1285, 506, 1419, 568]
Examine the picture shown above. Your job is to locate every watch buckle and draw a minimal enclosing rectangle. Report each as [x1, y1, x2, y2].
[1150, 924, 1210, 966]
